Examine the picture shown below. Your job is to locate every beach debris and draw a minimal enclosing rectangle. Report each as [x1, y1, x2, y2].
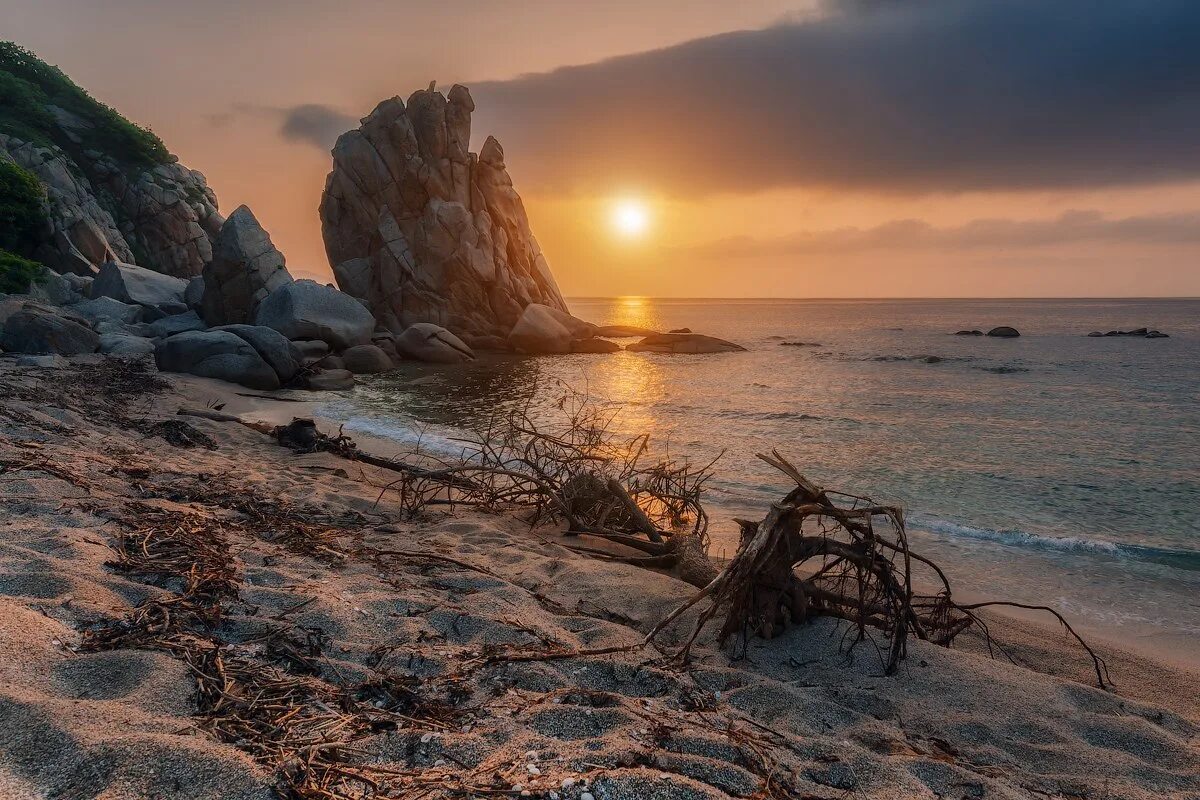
[145, 418, 218, 450]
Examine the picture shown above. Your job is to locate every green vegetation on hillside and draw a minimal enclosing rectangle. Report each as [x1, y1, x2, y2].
[0, 158, 46, 255]
[0, 42, 170, 168]
[0, 248, 45, 294]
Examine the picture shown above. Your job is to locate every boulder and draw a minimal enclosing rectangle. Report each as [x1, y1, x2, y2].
[254, 280, 375, 350]
[27, 269, 77, 305]
[954, 330, 984, 336]
[99, 333, 156, 356]
[371, 334, 402, 365]
[293, 340, 331, 363]
[71, 296, 143, 325]
[212, 324, 301, 383]
[62, 273, 94, 297]
[571, 338, 621, 354]
[201, 205, 293, 326]
[94, 319, 153, 337]
[148, 310, 206, 338]
[508, 304, 573, 354]
[668, 328, 692, 334]
[319, 86, 568, 339]
[625, 333, 746, 354]
[342, 344, 394, 374]
[302, 369, 355, 391]
[184, 276, 205, 310]
[396, 323, 475, 363]
[92, 261, 188, 312]
[154, 329, 280, 390]
[1146, 330, 1170, 338]
[985, 326, 1021, 338]
[315, 355, 345, 371]
[1, 305, 99, 355]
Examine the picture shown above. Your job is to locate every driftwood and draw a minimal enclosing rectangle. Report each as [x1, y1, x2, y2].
[177, 408, 1108, 686]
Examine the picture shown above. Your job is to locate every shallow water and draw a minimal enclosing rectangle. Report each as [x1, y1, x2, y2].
[316, 298, 1200, 647]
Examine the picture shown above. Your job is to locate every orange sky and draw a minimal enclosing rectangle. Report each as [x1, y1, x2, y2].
[6, 0, 1200, 297]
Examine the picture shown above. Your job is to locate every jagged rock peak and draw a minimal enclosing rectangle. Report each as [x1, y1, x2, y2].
[319, 84, 568, 341]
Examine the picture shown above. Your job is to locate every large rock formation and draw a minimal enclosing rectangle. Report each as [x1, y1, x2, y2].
[200, 205, 293, 326]
[319, 85, 568, 340]
[0, 44, 221, 278]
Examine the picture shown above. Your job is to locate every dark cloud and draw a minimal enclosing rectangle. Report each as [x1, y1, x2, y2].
[277, 104, 356, 151]
[468, 0, 1200, 194]
[215, 103, 354, 151]
[678, 211, 1200, 258]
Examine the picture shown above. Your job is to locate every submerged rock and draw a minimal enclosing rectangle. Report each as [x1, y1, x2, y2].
[254, 280, 375, 350]
[1092, 328, 1169, 338]
[985, 326, 1021, 338]
[571, 338, 621, 354]
[955, 329, 984, 336]
[319, 86, 568, 339]
[626, 332, 746, 354]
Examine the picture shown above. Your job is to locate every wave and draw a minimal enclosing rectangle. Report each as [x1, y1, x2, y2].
[910, 515, 1200, 572]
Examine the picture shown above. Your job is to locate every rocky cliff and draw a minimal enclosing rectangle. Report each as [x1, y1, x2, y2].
[0, 43, 221, 278]
[319, 85, 567, 341]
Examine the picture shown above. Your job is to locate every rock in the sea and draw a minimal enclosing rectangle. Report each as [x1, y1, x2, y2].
[593, 324, 660, 338]
[319, 86, 568, 339]
[1146, 330, 1169, 338]
[254, 279, 375, 350]
[303, 369, 355, 391]
[155, 329, 281, 390]
[396, 323, 476, 363]
[985, 326, 1021, 338]
[626, 333, 746, 354]
[92, 261, 188, 313]
[506, 304, 590, 355]
[99, 333, 155, 356]
[571, 338, 620, 354]
[147, 310, 206, 338]
[1094, 328, 1169, 338]
[954, 330, 984, 336]
[212, 324, 301, 383]
[201, 205, 293, 326]
[341, 344, 394, 374]
[669, 328, 692, 334]
[1, 304, 99, 355]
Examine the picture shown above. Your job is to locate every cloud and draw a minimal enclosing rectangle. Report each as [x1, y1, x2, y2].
[468, 0, 1200, 194]
[278, 104, 356, 151]
[212, 103, 354, 151]
[677, 211, 1200, 258]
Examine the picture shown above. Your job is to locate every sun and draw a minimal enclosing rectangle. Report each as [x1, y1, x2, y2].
[610, 198, 651, 238]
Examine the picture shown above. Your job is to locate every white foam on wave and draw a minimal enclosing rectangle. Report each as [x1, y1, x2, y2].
[910, 515, 1123, 556]
[312, 404, 477, 460]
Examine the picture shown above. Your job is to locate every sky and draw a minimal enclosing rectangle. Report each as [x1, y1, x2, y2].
[5, 0, 1200, 297]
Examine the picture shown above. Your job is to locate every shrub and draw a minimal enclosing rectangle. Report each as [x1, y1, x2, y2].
[0, 158, 46, 253]
[0, 248, 46, 294]
[0, 42, 170, 168]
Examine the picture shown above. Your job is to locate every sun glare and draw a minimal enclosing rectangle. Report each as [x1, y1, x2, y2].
[610, 198, 650, 238]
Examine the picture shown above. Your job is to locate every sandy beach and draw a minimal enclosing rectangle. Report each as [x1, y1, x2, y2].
[1, 356, 1198, 800]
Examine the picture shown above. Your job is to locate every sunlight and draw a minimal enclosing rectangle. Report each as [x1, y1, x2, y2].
[610, 198, 651, 238]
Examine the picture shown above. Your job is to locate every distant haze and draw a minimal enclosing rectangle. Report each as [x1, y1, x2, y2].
[6, 0, 1200, 297]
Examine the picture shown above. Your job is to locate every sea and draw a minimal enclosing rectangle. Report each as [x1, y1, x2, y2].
[313, 298, 1200, 653]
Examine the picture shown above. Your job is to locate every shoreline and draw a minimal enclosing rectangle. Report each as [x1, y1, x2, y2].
[205, 371, 1200, 674]
[2, 357, 1198, 799]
